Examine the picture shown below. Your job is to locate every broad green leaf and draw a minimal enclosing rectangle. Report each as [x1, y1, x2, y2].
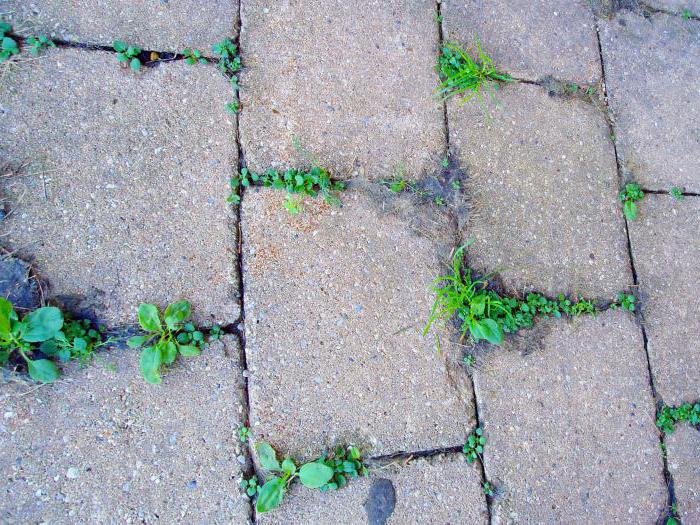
[298, 462, 334, 489]
[281, 458, 297, 476]
[256, 442, 281, 472]
[39, 339, 60, 356]
[256, 477, 285, 513]
[113, 40, 127, 52]
[160, 341, 177, 365]
[130, 57, 141, 70]
[73, 337, 87, 352]
[470, 295, 486, 316]
[27, 359, 60, 383]
[177, 344, 200, 357]
[23, 307, 64, 342]
[140, 345, 162, 384]
[127, 335, 149, 348]
[137, 304, 161, 332]
[2, 37, 18, 51]
[164, 300, 191, 329]
[116, 52, 128, 62]
[623, 200, 638, 220]
[478, 319, 503, 345]
[0, 297, 11, 335]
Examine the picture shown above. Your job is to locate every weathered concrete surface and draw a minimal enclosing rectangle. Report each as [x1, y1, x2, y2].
[473, 310, 666, 523]
[258, 454, 487, 525]
[0, 48, 239, 326]
[242, 188, 472, 459]
[441, 0, 600, 84]
[600, 12, 700, 192]
[451, 82, 631, 298]
[667, 425, 700, 524]
[239, 0, 444, 181]
[4, 0, 237, 52]
[628, 195, 700, 405]
[0, 337, 250, 524]
[647, 0, 700, 13]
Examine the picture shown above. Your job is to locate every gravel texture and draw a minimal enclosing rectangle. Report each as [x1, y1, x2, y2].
[666, 425, 700, 524]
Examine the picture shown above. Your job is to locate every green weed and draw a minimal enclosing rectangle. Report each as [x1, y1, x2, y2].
[670, 187, 685, 200]
[682, 9, 695, 20]
[619, 183, 644, 220]
[436, 38, 512, 107]
[241, 475, 260, 497]
[183, 48, 207, 65]
[463, 354, 476, 367]
[482, 481, 495, 496]
[113, 40, 142, 70]
[255, 442, 368, 513]
[239, 426, 253, 443]
[213, 38, 242, 113]
[463, 427, 486, 464]
[0, 21, 20, 63]
[656, 402, 700, 433]
[610, 293, 636, 312]
[27, 35, 55, 56]
[127, 300, 213, 384]
[40, 318, 110, 366]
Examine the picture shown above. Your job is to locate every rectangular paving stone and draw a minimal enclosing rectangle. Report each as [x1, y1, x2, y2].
[473, 310, 667, 523]
[0, 48, 239, 327]
[600, 12, 700, 192]
[451, 82, 631, 298]
[241, 188, 472, 459]
[258, 454, 488, 525]
[239, 0, 445, 181]
[667, 425, 700, 524]
[628, 195, 700, 405]
[5, 0, 237, 52]
[0, 337, 250, 523]
[441, 0, 601, 84]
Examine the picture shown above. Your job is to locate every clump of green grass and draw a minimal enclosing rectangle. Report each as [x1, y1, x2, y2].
[436, 38, 512, 107]
[424, 242, 629, 346]
[619, 183, 644, 220]
[656, 401, 700, 433]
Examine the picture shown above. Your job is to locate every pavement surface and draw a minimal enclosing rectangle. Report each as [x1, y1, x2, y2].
[0, 1, 697, 523]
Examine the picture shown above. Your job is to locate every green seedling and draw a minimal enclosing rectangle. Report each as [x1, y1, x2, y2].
[670, 187, 685, 200]
[463, 427, 486, 464]
[213, 38, 242, 113]
[209, 324, 224, 341]
[113, 40, 142, 70]
[586, 87, 597, 97]
[452, 180, 461, 190]
[183, 48, 207, 65]
[442, 156, 450, 168]
[619, 183, 644, 220]
[682, 9, 695, 20]
[241, 475, 259, 497]
[239, 426, 253, 443]
[463, 354, 476, 367]
[127, 300, 206, 384]
[482, 481, 495, 496]
[611, 293, 636, 312]
[0, 21, 20, 63]
[436, 38, 512, 107]
[255, 442, 367, 513]
[40, 318, 110, 366]
[226, 100, 241, 114]
[27, 35, 56, 56]
[656, 402, 700, 433]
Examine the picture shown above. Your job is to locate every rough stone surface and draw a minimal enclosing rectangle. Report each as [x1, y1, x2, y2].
[441, 0, 600, 84]
[628, 195, 700, 405]
[0, 48, 239, 326]
[258, 454, 488, 525]
[667, 425, 700, 524]
[239, 0, 445, 181]
[473, 310, 667, 523]
[450, 82, 631, 298]
[647, 0, 700, 12]
[5, 0, 237, 52]
[600, 12, 700, 192]
[0, 255, 39, 310]
[242, 187, 472, 459]
[0, 336, 251, 524]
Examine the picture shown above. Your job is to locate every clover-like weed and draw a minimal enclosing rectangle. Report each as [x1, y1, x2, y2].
[482, 481, 495, 496]
[656, 402, 700, 433]
[255, 442, 367, 513]
[27, 35, 55, 56]
[436, 38, 512, 107]
[127, 300, 211, 384]
[619, 183, 644, 220]
[41, 317, 110, 366]
[0, 21, 20, 63]
[113, 40, 142, 70]
[463, 427, 486, 464]
[213, 38, 242, 113]
[183, 48, 207, 65]
[241, 475, 259, 497]
[611, 293, 636, 312]
[239, 426, 253, 443]
[670, 187, 685, 201]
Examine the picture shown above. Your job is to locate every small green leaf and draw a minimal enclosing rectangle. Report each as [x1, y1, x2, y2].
[256, 442, 282, 472]
[117, 52, 128, 62]
[140, 345, 162, 384]
[164, 300, 191, 329]
[281, 458, 297, 476]
[623, 200, 638, 220]
[23, 307, 64, 342]
[27, 359, 60, 383]
[177, 344, 200, 357]
[113, 40, 127, 52]
[127, 335, 149, 348]
[0, 297, 12, 335]
[478, 319, 503, 345]
[130, 57, 142, 70]
[299, 462, 334, 489]
[160, 341, 177, 365]
[256, 477, 285, 513]
[137, 304, 161, 332]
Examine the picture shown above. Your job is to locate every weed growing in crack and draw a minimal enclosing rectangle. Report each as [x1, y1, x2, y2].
[424, 242, 628, 346]
[482, 481, 495, 496]
[682, 9, 696, 20]
[463, 354, 476, 368]
[255, 442, 368, 513]
[27, 35, 55, 56]
[241, 475, 259, 497]
[0, 298, 110, 383]
[183, 47, 207, 65]
[113, 40, 142, 70]
[127, 300, 215, 384]
[239, 425, 253, 443]
[213, 38, 242, 113]
[619, 183, 644, 220]
[670, 186, 685, 201]
[0, 21, 20, 63]
[228, 166, 346, 212]
[436, 38, 512, 107]
[656, 402, 700, 433]
[463, 427, 486, 464]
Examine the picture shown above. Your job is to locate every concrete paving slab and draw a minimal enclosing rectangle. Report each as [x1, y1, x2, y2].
[441, 0, 601, 84]
[0, 48, 239, 327]
[599, 12, 700, 192]
[473, 310, 667, 523]
[239, 0, 445, 181]
[647, 0, 700, 13]
[667, 425, 700, 524]
[451, 82, 631, 298]
[257, 454, 487, 525]
[4, 0, 237, 52]
[628, 195, 700, 405]
[241, 187, 472, 459]
[0, 336, 251, 524]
